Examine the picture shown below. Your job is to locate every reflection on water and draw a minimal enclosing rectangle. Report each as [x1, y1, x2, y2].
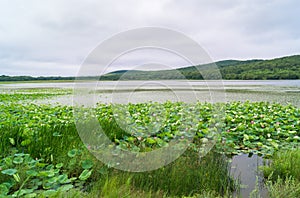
[231, 154, 269, 197]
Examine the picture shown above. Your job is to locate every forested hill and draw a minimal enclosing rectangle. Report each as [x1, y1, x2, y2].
[100, 55, 300, 80]
[1, 55, 299, 81]
[220, 55, 300, 79]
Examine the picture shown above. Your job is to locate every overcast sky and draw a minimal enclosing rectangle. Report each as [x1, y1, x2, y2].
[0, 0, 299, 76]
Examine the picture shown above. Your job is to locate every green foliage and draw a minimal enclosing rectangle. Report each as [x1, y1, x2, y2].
[261, 149, 300, 181]
[0, 150, 93, 197]
[260, 149, 300, 197]
[221, 55, 300, 80]
[0, 88, 71, 104]
[220, 101, 300, 156]
[265, 176, 300, 198]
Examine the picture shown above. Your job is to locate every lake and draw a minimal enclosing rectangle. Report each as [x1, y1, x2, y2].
[1, 80, 298, 107]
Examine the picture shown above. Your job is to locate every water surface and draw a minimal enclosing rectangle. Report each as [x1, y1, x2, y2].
[3, 80, 296, 107]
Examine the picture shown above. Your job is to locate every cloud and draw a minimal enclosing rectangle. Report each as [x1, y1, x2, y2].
[0, 59, 78, 76]
[0, 0, 299, 76]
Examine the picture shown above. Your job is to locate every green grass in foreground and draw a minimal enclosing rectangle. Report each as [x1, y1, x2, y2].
[0, 91, 299, 197]
[261, 149, 300, 182]
[0, 148, 235, 197]
[260, 149, 300, 198]
[265, 177, 300, 198]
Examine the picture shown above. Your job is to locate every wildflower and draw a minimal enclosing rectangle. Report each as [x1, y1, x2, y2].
[250, 120, 255, 124]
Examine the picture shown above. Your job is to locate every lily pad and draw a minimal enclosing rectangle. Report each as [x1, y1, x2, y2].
[79, 169, 92, 181]
[81, 159, 93, 169]
[1, 169, 17, 176]
[67, 149, 78, 158]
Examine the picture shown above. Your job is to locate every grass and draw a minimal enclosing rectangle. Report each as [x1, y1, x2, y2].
[265, 176, 300, 198]
[259, 149, 300, 198]
[128, 149, 236, 196]
[261, 149, 300, 182]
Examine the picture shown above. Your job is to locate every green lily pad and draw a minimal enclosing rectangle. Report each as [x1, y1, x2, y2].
[67, 149, 78, 158]
[24, 193, 37, 198]
[58, 184, 74, 192]
[56, 163, 64, 169]
[57, 174, 69, 184]
[26, 170, 38, 177]
[42, 190, 57, 197]
[79, 169, 92, 181]
[13, 156, 24, 164]
[81, 159, 93, 169]
[1, 169, 17, 176]
[12, 189, 34, 197]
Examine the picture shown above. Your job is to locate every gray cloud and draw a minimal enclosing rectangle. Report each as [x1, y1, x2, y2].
[0, 0, 299, 76]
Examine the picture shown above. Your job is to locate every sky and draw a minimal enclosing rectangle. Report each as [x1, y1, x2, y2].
[0, 0, 299, 76]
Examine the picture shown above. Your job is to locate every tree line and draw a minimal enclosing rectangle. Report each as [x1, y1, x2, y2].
[1, 55, 299, 81]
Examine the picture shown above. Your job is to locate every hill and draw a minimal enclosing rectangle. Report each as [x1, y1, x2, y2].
[99, 55, 300, 80]
[1, 55, 299, 81]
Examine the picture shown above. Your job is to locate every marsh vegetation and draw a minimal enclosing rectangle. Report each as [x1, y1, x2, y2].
[0, 81, 299, 197]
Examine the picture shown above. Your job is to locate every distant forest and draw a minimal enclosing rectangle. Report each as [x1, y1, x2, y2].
[0, 75, 75, 82]
[1, 55, 299, 81]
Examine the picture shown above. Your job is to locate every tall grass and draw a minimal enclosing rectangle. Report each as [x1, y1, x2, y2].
[261, 149, 300, 181]
[259, 149, 300, 198]
[0, 123, 82, 164]
[0, 117, 237, 197]
[125, 148, 237, 196]
[265, 176, 300, 198]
